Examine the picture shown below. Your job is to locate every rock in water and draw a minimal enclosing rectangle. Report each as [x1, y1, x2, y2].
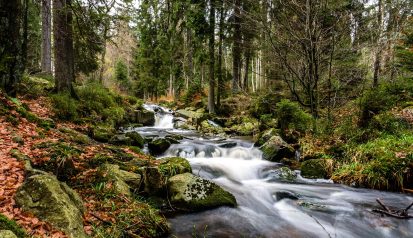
[167, 173, 237, 211]
[125, 131, 145, 148]
[143, 157, 192, 195]
[128, 109, 155, 126]
[14, 175, 87, 238]
[148, 138, 171, 156]
[260, 136, 295, 162]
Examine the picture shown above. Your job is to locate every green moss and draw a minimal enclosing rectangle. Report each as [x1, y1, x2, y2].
[0, 214, 27, 238]
[158, 157, 192, 177]
[59, 127, 90, 145]
[50, 93, 79, 121]
[333, 134, 413, 190]
[168, 173, 236, 211]
[91, 125, 116, 143]
[301, 159, 334, 179]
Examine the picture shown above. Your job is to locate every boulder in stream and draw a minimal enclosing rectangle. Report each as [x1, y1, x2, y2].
[260, 136, 295, 162]
[167, 173, 237, 211]
[148, 138, 171, 156]
[14, 174, 87, 238]
[143, 157, 192, 195]
[255, 128, 279, 147]
[127, 109, 155, 126]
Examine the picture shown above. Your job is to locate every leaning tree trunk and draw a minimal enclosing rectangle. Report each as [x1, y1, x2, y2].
[41, 0, 52, 74]
[53, 0, 75, 95]
[0, 0, 23, 97]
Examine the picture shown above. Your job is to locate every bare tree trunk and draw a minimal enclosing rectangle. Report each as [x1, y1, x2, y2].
[53, 0, 75, 95]
[232, 0, 241, 93]
[373, 0, 383, 88]
[208, 0, 216, 114]
[243, 51, 250, 92]
[99, 25, 108, 83]
[217, 0, 224, 108]
[41, 0, 52, 74]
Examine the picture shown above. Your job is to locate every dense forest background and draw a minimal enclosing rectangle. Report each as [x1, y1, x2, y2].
[1, 0, 413, 237]
[1, 0, 413, 190]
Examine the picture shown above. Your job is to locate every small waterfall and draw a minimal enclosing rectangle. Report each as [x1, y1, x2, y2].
[143, 104, 174, 129]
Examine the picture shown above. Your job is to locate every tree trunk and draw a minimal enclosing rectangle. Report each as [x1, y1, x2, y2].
[0, 0, 23, 97]
[232, 0, 241, 93]
[41, 0, 52, 74]
[373, 0, 383, 88]
[217, 0, 224, 108]
[243, 50, 250, 91]
[53, 0, 75, 95]
[208, 0, 216, 114]
[22, 0, 28, 70]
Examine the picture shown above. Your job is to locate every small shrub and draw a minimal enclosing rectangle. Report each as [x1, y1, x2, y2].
[50, 93, 79, 120]
[251, 91, 282, 117]
[359, 79, 413, 126]
[275, 99, 312, 134]
[77, 83, 116, 114]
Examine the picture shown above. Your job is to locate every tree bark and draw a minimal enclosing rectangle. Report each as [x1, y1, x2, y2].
[0, 0, 23, 96]
[53, 0, 75, 95]
[217, 0, 224, 108]
[373, 0, 383, 88]
[208, 0, 216, 114]
[41, 0, 52, 74]
[232, 0, 241, 93]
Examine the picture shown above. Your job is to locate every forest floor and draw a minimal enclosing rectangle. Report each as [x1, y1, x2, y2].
[0, 92, 167, 237]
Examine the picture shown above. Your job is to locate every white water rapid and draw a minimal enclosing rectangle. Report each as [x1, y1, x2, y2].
[136, 104, 413, 238]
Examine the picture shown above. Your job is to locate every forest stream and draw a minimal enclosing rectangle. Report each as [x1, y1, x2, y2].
[128, 105, 413, 238]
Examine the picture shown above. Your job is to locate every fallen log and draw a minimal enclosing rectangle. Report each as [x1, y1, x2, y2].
[373, 198, 413, 219]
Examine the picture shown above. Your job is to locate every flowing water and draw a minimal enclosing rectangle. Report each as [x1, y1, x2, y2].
[136, 105, 413, 238]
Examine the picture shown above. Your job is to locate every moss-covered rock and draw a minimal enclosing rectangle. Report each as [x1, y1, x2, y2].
[109, 134, 133, 146]
[148, 138, 171, 156]
[0, 230, 18, 238]
[142, 157, 191, 195]
[167, 173, 237, 211]
[142, 167, 165, 195]
[275, 167, 297, 182]
[255, 128, 279, 147]
[14, 175, 86, 238]
[127, 109, 155, 126]
[158, 157, 192, 177]
[98, 164, 142, 196]
[0, 214, 26, 238]
[301, 159, 334, 179]
[261, 136, 295, 162]
[91, 125, 116, 143]
[125, 131, 145, 148]
[200, 120, 225, 135]
[59, 127, 90, 145]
